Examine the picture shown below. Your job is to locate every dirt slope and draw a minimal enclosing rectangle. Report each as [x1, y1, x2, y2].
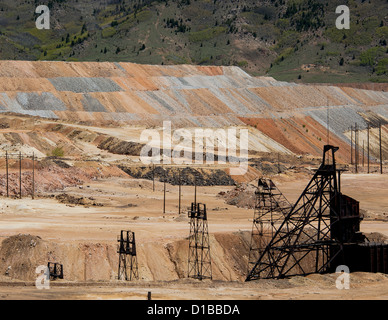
[0, 232, 252, 282]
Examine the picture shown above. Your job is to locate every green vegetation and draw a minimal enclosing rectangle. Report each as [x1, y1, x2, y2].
[50, 146, 65, 158]
[101, 27, 116, 38]
[376, 58, 388, 75]
[188, 26, 227, 42]
[360, 47, 385, 66]
[0, 0, 387, 83]
[274, 47, 294, 64]
[237, 60, 248, 68]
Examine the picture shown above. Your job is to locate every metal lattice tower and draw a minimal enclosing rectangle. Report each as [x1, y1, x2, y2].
[47, 262, 63, 280]
[117, 230, 139, 281]
[246, 145, 348, 281]
[247, 178, 292, 275]
[188, 203, 212, 280]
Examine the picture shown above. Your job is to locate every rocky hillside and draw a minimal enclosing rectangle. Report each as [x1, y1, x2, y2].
[0, 0, 387, 83]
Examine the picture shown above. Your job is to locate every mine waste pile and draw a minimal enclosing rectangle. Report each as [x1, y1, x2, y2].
[0, 60, 387, 298]
[0, 61, 387, 162]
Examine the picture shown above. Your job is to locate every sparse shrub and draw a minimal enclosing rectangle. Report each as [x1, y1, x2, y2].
[51, 146, 65, 157]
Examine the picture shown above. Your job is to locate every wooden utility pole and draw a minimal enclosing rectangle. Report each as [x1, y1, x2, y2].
[354, 123, 359, 173]
[367, 124, 370, 174]
[327, 102, 330, 145]
[152, 164, 155, 192]
[362, 141, 365, 168]
[32, 153, 35, 200]
[350, 125, 353, 165]
[163, 169, 166, 214]
[379, 123, 383, 174]
[178, 169, 181, 215]
[194, 175, 197, 206]
[5, 151, 9, 197]
[19, 152, 22, 199]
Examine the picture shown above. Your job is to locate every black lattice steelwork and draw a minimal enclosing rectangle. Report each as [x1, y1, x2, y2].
[246, 145, 348, 281]
[247, 178, 292, 275]
[117, 230, 139, 281]
[188, 203, 212, 280]
[47, 262, 63, 280]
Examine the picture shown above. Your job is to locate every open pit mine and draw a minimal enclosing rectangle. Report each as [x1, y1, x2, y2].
[0, 60, 388, 300]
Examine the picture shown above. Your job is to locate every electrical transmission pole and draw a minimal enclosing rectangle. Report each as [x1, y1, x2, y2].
[380, 122, 383, 174]
[152, 164, 155, 192]
[178, 168, 181, 215]
[163, 168, 166, 214]
[362, 141, 365, 169]
[350, 125, 353, 165]
[367, 123, 370, 174]
[32, 153, 35, 200]
[19, 152, 22, 199]
[5, 151, 9, 198]
[354, 123, 359, 173]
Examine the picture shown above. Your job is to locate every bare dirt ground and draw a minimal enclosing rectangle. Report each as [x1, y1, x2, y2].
[2, 272, 388, 300]
[0, 171, 388, 300]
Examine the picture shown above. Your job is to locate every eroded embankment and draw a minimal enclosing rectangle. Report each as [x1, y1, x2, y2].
[0, 232, 252, 282]
[119, 166, 236, 186]
[0, 159, 129, 196]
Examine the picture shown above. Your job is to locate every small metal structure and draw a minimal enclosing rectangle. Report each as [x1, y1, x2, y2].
[187, 202, 212, 280]
[47, 262, 63, 280]
[117, 230, 139, 281]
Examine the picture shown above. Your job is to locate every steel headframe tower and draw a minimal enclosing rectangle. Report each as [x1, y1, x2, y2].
[246, 145, 351, 281]
[117, 230, 139, 281]
[247, 178, 292, 275]
[188, 202, 212, 280]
